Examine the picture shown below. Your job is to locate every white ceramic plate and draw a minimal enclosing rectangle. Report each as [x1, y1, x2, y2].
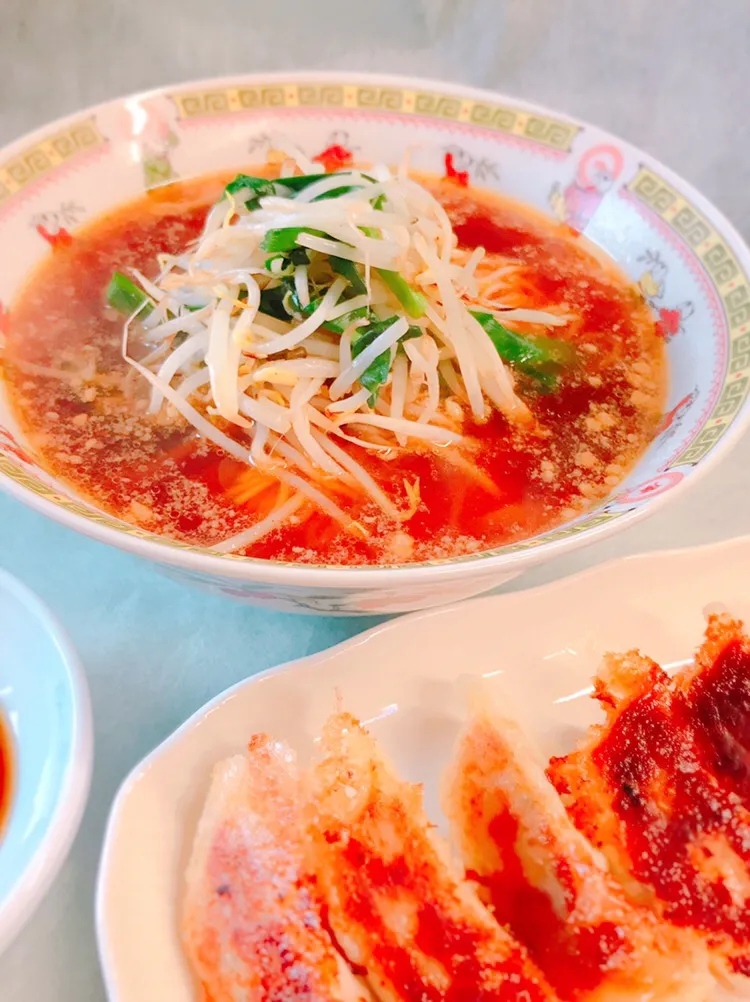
[96, 534, 750, 999]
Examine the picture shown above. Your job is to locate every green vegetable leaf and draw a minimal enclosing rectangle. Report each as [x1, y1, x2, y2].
[351, 319, 390, 356]
[352, 326, 391, 406]
[224, 172, 370, 210]
[305, 171, 375, 203]
[311, 185, 364, 202]
[330, 257, 367, 296]
[224, 172, 330, 209]
[359, 352, 391, 405]
[272, 174, 328, 192]
[322, 307, 372, 334]
[224, 174, 277, 208]
[470, 310, 577, 391]
[258, 284, 291, 321]
[261, 227, 329, 254]
[377, 269, 427, 319]
[360, 223, 427, 319]
[265, 247, 310, 276]
[294, 289, 374, 333]
[523, 333, 578, 369]
[350, 318, 422, 404]
[106, 271, 153, 317]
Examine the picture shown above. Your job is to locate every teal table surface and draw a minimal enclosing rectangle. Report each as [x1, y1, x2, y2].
[0, 493, 386, 998]
[3, 0, 750, 998]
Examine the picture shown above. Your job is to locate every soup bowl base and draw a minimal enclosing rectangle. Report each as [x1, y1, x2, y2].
[155, 562, 523, 615]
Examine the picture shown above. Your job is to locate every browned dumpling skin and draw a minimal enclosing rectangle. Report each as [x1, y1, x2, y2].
[182, 737, 371, 1002]
[444, 700, 713, 1001]
[306, 712, 559, 1002]
[548, 614, 750, 986]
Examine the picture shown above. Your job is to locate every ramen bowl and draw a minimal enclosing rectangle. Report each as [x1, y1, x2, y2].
[0, 72, 749, 615]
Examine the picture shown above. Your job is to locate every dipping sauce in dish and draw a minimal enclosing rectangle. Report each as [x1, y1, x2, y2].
[0, 712, 13, 838]
[3, 160, 666, 565]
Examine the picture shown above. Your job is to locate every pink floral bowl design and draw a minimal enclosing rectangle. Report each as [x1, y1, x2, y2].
[1, 72, 749, 615]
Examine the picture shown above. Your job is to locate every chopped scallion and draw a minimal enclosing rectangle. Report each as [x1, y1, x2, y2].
[330, 257, 368, 296]
[470, 310, 577, 390]
[377, 269, 427, 319]
[261, 227, 328, 254]
[107, 271, 153, 317]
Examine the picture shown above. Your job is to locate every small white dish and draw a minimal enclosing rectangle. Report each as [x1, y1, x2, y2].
[0, 570, 92, 956]
[96, 533, 750, 1000]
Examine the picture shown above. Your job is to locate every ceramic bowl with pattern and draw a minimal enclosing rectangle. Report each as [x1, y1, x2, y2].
[0, 570, 92, 956]
[0, 72, 749, 615]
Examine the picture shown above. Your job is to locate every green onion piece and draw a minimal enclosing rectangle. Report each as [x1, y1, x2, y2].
[295, 294, 375, 334]
[265, 247, 309, 276]
[261, 227, 328, 253]
[224, 174, 277, 203]
[330, 257, 367, 296]
[265, 255, 290, 277]
[106, 271, 153, 317]
[308, 173, 376, 202]
[272, 174, 327, 192]
[288, 247, 311, 265]
[349, 318, 421, 353]
[265, 276, 330, 323]
[278, 174, 327, 190]
[359, 354, 391, 406]
[322, 307, 372, 334]
[360, 223, 427, 320]
[470, 311, 577, 390]
[350, 318, 422, 404]
[526, 333, 578, 369]
[258, 285, 291, 321]
[377, 269, 427, 319]
[308, 172, 376, 202]
[350, 318, 395, 355]
[224, 172, 368, 210]
[351, 324, 391, 405]
[311, 185, 364, 202]
[225, 172, 328, 206]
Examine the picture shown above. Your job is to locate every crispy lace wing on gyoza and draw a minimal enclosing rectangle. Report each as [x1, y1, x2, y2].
[182, 737, 371, 1002]
[305, 712, 559, 1002]
[675, 612, 750, 796]
[443, 701, 713, 1001]
[547, 614, 750, 983]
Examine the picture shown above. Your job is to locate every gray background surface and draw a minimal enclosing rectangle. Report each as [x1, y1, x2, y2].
[1, 1, 749, 998]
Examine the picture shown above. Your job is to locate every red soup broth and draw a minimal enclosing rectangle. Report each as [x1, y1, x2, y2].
[3, 172, 666, 565]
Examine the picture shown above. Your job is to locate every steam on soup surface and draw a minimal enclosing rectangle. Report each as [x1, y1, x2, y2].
[4, 161, 666, 565]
